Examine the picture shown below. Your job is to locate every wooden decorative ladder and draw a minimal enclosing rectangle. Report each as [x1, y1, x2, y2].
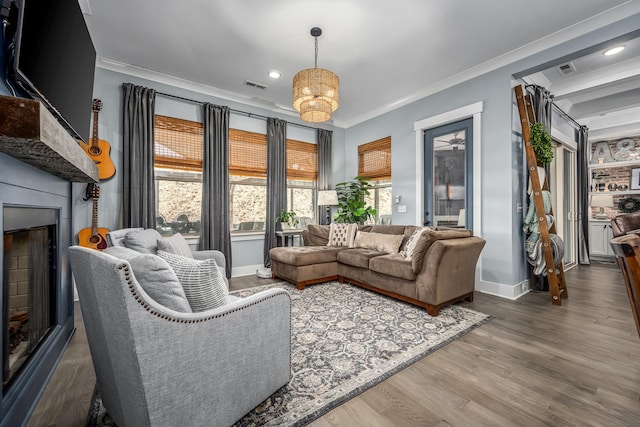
[514, 85, 568, 305]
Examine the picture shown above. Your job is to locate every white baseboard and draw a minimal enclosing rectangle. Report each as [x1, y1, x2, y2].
[231, 264, 265, 278]
[476, 279, 530, 300]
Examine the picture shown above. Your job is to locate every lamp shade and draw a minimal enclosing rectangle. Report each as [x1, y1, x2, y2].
[317, 190, 338, 206]
[590, 195, 614, 208]
[293, 67, 339, 123]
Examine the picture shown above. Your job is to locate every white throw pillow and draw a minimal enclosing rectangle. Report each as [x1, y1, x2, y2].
[157, 233, 193, 258]
[327, 223, 358, 248]
[157, 250, 230, 312]
[401, 226, 430, 258]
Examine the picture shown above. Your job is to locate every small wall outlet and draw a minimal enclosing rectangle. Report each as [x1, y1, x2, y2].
[397, 205, 407, 213]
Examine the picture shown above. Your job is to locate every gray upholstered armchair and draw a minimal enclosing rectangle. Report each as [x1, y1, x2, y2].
[69, 246, 291, 427]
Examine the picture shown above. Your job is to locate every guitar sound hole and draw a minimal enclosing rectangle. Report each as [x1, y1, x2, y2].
[89, 235, 101, 244]
[89, 146, 102, 156]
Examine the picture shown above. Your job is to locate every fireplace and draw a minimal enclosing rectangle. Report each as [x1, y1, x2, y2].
[2, 207, 58, 392]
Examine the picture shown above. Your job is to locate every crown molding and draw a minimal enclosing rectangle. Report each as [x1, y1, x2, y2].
[95, 57, 302, 120]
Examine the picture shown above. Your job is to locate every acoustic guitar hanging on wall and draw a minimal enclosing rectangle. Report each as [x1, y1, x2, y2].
[77, 183, 110, 250]
[80, 99, 116, 180]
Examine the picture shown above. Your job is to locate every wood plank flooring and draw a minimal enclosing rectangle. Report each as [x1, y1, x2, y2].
[27, 262, 640, 427]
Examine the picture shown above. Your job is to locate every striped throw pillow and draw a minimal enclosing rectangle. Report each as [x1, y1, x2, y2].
[401, 226, 430, 258]
[157, 250, 230, 312]
[157, 233, 193, 258]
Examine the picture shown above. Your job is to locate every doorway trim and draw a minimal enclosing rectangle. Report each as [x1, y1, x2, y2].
[414, 102, 483, 233]
[414, 102, 483, 288]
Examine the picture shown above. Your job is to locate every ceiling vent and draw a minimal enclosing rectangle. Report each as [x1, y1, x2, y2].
[244, 80, 268, 90]
[557, 62, 576, 75]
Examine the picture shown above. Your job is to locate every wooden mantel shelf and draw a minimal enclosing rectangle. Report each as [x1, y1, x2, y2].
[0, 95, 98, 182]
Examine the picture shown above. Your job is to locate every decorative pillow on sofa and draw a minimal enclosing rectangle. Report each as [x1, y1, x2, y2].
[157, 233, 193, 258]
[400, 226, 431, 258]
[103, 247, 192, 313]
[157, 250, 230, 312]
[353, 231, 404, 253]
[123, 228, 163, 254]
[327, 223, 358, 248]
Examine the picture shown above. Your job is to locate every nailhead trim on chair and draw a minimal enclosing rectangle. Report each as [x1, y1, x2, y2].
[116, 262, 289, 323]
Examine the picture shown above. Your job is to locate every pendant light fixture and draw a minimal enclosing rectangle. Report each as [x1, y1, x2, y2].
[292, 27, 339, 123]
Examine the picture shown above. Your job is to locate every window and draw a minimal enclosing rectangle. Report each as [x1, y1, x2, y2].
[359, 137, 392, 224]
[286, 140, 317, 225]
[154, 115, 203, 236]
[229, 129, 267, 232]
[153, 116, 317, 235]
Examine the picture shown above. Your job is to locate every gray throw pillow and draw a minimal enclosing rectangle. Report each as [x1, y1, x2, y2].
[157, 233, 193, 258]
[103, 247, 193, 313]
[157, 250, 230, 312]
[123, 229, 163, 254]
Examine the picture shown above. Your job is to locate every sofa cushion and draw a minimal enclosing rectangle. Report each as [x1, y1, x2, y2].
[103, 247, 192, 313]
[157, 233, 193, 258]
[123, 228, 163, 254]
[270, 246, 345, 266]
[369, 253, 417, 281]
[353, 231, 404, 253]
[410, 228, 473, 273]
[327, 223, 358, 248]
[158, 250, 230, 312]
[337, 248, 386, 269]
[304, 224, 330, 246]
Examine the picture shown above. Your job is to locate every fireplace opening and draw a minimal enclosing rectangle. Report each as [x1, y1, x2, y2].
[2, 207, 57, 392]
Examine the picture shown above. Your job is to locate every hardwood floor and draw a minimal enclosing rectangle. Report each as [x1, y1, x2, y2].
[27, 262, 640, 427]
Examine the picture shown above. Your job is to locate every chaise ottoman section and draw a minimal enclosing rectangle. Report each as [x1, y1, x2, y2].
[270, 246, 345, 289]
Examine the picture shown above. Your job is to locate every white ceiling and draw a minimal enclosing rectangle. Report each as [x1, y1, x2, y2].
[82, 0, 640, 129]
[526, 32, 640, 141]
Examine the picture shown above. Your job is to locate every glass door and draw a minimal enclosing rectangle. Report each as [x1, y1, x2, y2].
[424, 118, 473, 229]
[549, 144, 577, 268]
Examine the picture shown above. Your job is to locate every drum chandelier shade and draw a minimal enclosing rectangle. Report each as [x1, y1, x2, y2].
[292, 27, 339, 123]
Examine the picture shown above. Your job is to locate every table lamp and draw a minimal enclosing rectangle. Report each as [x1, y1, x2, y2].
[317, 190, 338, 224]
[590, 195, 614, 219]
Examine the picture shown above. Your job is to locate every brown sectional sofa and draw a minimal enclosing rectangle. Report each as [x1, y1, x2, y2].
[270, 224, 486, 316]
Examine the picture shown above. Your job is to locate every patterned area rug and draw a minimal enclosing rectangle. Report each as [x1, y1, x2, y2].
[86, 281, 490, 427]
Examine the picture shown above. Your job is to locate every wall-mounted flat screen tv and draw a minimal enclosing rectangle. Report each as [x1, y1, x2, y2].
[12, 0, 96, 144]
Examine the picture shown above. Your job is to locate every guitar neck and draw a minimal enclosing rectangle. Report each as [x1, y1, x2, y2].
[91, 196, 99, 236]
[91, 109, 100, 148]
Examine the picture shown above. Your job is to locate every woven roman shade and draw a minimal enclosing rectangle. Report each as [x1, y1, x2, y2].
[154, 115, 203, 171]
[229, 129, 267, 178]
[358, 136, 391, 180]
[287, 139, 317, 181]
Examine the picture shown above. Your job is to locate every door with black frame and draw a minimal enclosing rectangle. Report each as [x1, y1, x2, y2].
[424, 118, 473, 229]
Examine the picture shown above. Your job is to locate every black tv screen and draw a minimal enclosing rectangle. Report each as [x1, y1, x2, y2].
[12, 0, 96, 144]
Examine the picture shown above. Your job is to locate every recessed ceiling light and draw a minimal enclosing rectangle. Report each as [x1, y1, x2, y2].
[268, 70, 281, 79]
[604, 46, 625, 56]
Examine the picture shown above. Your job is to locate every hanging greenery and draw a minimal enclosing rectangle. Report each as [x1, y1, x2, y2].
[530, 123, 554, 165]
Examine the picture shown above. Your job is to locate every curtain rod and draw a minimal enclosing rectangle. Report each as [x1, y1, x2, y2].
[524, 84, 582, 129]
[155, 91, 320, 131]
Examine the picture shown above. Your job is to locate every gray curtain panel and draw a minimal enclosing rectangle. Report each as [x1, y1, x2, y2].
[122, 83, 156, 228]
[532, 85, 553, 132]
[200, 103, 232, 278]
[531, 85, 554, 187]
[264, 118, 287, 267]
[576, 125, 591, 264]
[317, 129, 333, 225]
